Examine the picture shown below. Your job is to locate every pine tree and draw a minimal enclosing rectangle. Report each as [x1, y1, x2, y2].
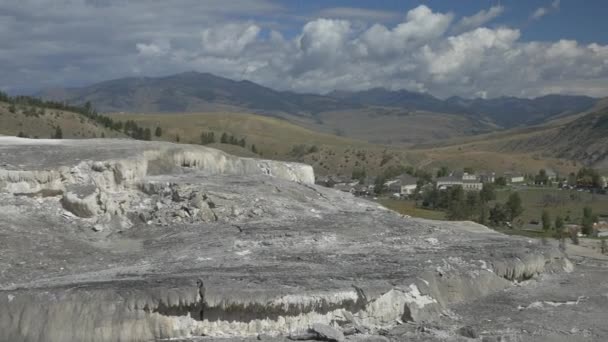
[251, 144, 258, 154]
[143, 128, 152, 141]
[506, 192, 524, 222]
[220, 132, 228, 144]
[582, 206, 596, 236]
[542, 210, 551, 231]
[155, 126, 162, 137]
[479, 183, 496, 203]
[53, 126, 63, 139]
[555, 216, 564, 232]
[200, 132, 216, 145]
[229, 135, 237, 145]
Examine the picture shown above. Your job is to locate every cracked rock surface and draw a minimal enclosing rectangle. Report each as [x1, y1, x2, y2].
[0, 137, 602, 342]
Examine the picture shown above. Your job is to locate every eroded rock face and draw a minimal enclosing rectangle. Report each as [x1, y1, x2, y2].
[0, 137, 582, 342]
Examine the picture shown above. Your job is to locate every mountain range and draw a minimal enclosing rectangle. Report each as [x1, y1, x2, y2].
[38, 71, 597, 129]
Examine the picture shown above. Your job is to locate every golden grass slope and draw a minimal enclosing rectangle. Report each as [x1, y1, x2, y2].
[0, 101, 124, 139]
[107, 111, 581, 177]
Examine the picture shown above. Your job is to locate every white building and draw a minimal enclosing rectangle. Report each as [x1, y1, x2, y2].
[437, 172, 483, 191]
[505, 172, 525, 183]
[387, 174, 419, 196]
[545, 169, 557, 181]
[436, 175, 463, 190]
[462, 172, 477, 181]
[478, 172, 496, 184]
[462, 179, 483, 191]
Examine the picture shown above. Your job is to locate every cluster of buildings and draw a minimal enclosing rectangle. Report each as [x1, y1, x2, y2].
[434, 172, 525, 192]
[317, 170, 528, 198]
[316, 175, 376, 196]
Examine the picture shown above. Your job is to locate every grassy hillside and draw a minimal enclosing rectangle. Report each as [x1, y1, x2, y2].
[307, 108, 496, 145]
[39, 71, 602, 148]
[411, 100, 608, 172]
[0, 101, 124, 139]
[107, 111, 579, 177]
[108, 111, 368, 153]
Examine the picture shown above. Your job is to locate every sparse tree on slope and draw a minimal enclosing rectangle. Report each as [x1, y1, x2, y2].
[542, 210, 551, 231]
[436, 166, 449, 178]
[506, 192, 524, 222]
[555, 216, 564, 232]
[582, 206, 596, 236]
[143, 128, 152, 141]
[479, 183, 496, 203]
[53, 126, 63, 139]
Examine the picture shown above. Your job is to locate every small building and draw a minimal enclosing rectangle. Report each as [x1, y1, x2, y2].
[387, 174, 419, 196]
[545, 169, 557, 181]
[504, 172, 525, 184]
[352, 183, 372, 197]
[594, 221, 608, 237]
[462, 179, 483, 191]
[436, 176, 463, 190]
[333, 181, 359, 193]
[462, 172, 477, 181]
[478, 172, 495, 184]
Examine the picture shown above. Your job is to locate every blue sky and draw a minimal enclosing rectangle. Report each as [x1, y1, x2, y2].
[1, 0, 607, 98]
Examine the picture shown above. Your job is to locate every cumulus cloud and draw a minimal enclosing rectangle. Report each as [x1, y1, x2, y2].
[356, 5, 453, 58]
[1, 1, 608, 98]
[453, 5, 504, 33]
[201, 23, 261, 57]
[531, 0, 560, 20]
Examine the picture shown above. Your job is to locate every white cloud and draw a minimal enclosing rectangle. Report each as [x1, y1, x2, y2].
[1, 2, 608, 99]
[531, 0, 560, 20]
[201, 23, 261, 57]
[356, 5, 453, 58]
[298, 19, 351, 54]
[424, 27, 521, 78]
[453, 5, 504, 33]
[136, 41, 171, 57]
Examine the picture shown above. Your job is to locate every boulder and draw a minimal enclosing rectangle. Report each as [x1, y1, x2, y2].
[311, 323, 345, 342]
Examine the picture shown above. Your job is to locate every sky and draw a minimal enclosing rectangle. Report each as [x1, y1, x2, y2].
[1, 0, 608, 99]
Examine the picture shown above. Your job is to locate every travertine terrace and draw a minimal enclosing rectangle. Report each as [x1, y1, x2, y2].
[0, 137, 604, 342]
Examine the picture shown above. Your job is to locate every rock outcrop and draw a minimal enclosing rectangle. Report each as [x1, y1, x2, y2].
[0, 137, 581, 342]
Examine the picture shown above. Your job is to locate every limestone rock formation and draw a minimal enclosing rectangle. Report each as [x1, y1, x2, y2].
[0, 137, 605, 342]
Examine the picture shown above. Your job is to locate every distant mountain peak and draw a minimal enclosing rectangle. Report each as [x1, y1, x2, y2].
[36, 72, 597, 128]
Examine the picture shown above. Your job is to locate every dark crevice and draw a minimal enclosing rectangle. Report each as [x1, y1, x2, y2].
[150, 289, 368, 323]
[14, 189, 64, 197]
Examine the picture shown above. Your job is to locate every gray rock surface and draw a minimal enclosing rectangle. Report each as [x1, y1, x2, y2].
[311, 323, 345, 342]
[0, 137, 603, 342]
